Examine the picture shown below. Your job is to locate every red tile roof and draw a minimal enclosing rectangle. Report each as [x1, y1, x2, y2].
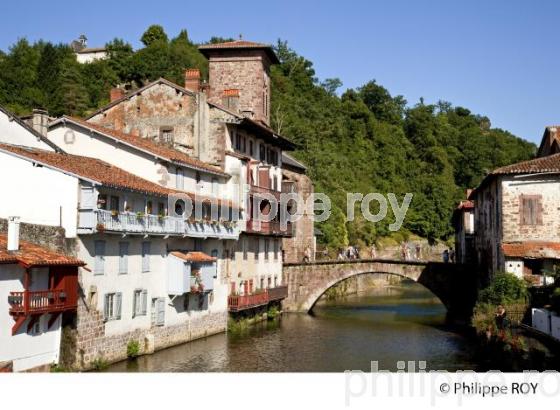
[502, 242, 560, 259]
[0, 143, 241, 209]
[170, 251, 216, 263]
[491, 153, 560, 175]
[0, 234, 85, 267]
[0, 143, 174, 197]
[198, 40, 279, 64]
[56, 116, 228, 177]
[469, 153, 560, 200]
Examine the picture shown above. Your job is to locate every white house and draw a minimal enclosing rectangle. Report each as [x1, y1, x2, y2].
[0, 142, 236, 368]
[0, 219, 83, 372]
[0, 105, 60, 152]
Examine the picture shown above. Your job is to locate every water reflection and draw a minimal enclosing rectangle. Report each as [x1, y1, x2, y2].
[106, 281, 478, 372]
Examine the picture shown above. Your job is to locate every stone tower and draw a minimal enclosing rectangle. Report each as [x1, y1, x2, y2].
[199, 40, 279, 126]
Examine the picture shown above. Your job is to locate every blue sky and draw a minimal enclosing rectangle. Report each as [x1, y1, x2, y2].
[0, 0, 557, 144]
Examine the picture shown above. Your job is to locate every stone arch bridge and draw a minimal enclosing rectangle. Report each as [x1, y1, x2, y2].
[282, 259, 479, 320]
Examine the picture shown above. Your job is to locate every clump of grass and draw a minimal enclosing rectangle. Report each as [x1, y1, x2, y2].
[127, 340, 140, 359]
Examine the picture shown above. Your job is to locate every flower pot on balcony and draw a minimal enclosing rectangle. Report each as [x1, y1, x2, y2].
[59, 292, 67, 299]
[47, 292, 55, 300]
[111, 210, 119, 217]
[136, 212, 145, 218]
[96, 223, 105, 232]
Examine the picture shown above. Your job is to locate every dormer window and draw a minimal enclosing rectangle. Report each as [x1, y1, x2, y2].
[160, 127, 174, 145]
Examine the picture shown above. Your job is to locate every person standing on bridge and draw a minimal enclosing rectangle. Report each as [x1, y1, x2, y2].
[303, 246, 311, 263]
[442, 249, 449, 263]
[449, 249, 456, 264]
[370, 244, 377, 259]
[415, 243, 422, 261]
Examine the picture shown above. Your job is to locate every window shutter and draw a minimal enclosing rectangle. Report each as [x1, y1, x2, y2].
[142, 242, 151, 272]
[115, 292, 122, 320]
[141, 290, 148, 315]
[119, 242, 128, 274]
[94, 240, 106, 275]
[132, 291, 137, 318]
[156, 298, 165, 326]
[536, 197, 543, 225]
[103, 294, 110, 321]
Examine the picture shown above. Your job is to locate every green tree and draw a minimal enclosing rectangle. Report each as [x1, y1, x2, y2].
[140, 25, 168, 47]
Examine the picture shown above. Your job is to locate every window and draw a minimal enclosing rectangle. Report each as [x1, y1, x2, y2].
[235, 132, 242, 151]
[110, 196, 120, 212]
[194, 239, 203, 251]
[103, 292, 122, 321]
[260, 277, 264, 290]
[29, 320, 42, 335]
[97, 194, 107, 210]
[146, 200, 153, 215]
[158, 202, 166, 217]
[274, 239, 279, 260]
[160, 127, 174, 144]
[176, 168, 184, 190]
[142, 242, 151, 272]
[94, 240, 106, 275]
[264, 239, 270, 261]
[118, 242, 129, 274]
[520, 195, 542, 225]
[243, 238, 248, 260]
[274, 276, 278, 287]
[249, 140, 254, 157]
[259, 144, 266, 161]
[132, 289, 148, 318]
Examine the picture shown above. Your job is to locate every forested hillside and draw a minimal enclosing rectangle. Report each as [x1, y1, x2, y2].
[0, 25, 536, 248]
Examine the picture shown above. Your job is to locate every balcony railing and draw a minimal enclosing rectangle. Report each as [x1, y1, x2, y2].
[267, 285, 288, 301]
[228, 286, 288, 312]
[94, 210, 240, 239]
[8, 290, 76, 315]
[246, 220, 292, 237]
[249, 184, 280, 200]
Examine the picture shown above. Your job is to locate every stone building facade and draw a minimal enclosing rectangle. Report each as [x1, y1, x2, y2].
[470, 154, 560, 283]
[281, 153, 316, 263]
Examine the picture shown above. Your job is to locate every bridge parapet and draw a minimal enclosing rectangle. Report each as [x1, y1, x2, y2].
[282, 259, 478, 321]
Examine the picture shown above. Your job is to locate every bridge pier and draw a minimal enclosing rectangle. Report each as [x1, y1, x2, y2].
[282, 259, 478, 322]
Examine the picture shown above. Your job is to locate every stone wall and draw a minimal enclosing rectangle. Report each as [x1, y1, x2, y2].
[283, 260, 478, 320]
[282, 169, 315, 263]
[206, 49, 272, 124]
[0, 218, 77, 255]
[88, 83, 198, 154]
[73, 290, 227, 370]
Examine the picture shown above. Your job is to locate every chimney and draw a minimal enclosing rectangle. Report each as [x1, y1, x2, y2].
[184, 68, 201, 93]
[222, 89, 240, 112]
[7, 216, 20, 252]
[110, 87, 125, 102]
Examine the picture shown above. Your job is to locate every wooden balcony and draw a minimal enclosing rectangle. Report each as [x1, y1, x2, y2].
[245, 220, 292, 237]
[249, 184, 280, 201]
[228, 286, 288, 312]
[9, 290, 76, 315]
[267, 285, 288, 301]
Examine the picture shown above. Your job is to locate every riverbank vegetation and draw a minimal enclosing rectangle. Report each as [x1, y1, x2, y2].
[0, 25, 536, 247]
[471, 272, 560, 370]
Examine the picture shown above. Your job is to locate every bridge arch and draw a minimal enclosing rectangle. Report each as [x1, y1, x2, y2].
[305, 270, 444, 313]
[282, 260, 478, 321]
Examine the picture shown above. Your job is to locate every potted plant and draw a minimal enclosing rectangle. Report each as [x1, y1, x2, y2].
[96, 223, 105, 232]
[136, 211, 145, 219]
[157, 213, 165, 221]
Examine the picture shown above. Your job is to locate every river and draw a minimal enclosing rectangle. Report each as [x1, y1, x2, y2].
[107, 280, 479, 372]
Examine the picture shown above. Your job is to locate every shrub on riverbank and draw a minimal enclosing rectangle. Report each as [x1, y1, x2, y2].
[478, 272, 528, 305]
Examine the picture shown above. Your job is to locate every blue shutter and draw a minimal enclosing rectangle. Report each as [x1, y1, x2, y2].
[103, 294, 110, 321]
[156, 298, 165, 326]
[142, 242, 151, 272]
[94, 240, 106, 275]
[115, 292, 122, 320]
[119, 242, 128, 274]
[141, 290, 148, 316]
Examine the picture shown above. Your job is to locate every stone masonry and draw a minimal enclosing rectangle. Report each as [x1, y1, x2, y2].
[205, 49, 273, 125]
[282, 168, 315, 263]
[283, 260, 478, 321]
[74, 285, 227, 370]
